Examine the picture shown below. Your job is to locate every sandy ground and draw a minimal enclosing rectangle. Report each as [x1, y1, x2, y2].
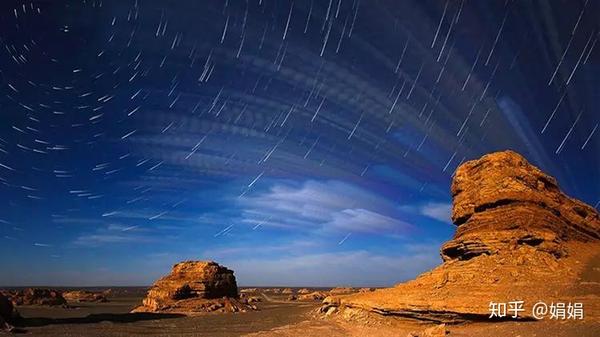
[3, 290, 599, 337]
[245, 318, 600, 337]
[9, 292, 318, 337]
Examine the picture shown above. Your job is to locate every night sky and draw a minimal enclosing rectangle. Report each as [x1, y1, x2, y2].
[0, 0, 598, 287]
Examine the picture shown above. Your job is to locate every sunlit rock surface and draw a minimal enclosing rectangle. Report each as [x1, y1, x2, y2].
[322, 150, 600, 323]
[132, 261, 256, 314]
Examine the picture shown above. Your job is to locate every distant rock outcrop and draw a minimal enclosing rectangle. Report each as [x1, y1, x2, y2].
[6, 288, 67, 307]
[322, 151, 600, 323]
[240, 293, 262, 303]
[297, 291, 327, 301]
[132, 261, 255, 314]
[63, 290, 108, 303]
[328, 287, 356, 295]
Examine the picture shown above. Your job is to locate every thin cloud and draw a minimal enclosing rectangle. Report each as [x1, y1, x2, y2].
[73, 224, 155, 247]
[239, 180, 413, 235]
[419, 202, 452, 223]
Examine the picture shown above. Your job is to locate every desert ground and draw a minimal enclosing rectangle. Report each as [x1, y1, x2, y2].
[8, 288, 317, 337]
[1, 286, 598, 337]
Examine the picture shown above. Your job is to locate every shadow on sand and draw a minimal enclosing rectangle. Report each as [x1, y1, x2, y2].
[17, 312, 185, 328]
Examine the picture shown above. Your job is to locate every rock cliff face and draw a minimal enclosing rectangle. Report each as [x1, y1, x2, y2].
[443, 150, 599, 261]
[321, 151, 600, 323]
[133, 261, 255, 314]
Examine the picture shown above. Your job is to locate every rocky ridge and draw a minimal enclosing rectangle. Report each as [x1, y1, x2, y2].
[63, 290, 109, 303]
[3, 288, 67, 307]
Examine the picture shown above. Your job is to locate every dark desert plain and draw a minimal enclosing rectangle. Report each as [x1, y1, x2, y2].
[8, 287, 320, 337]
[5, 288, 600, 337]
[7, 283, 600, 337]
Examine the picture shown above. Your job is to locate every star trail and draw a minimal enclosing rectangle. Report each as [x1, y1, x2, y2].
[0, 0, 598, 286]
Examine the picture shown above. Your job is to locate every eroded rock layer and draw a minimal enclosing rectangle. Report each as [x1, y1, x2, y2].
[322, 151, 600, 323]
[133, 260, 255, 314]
[443, 150, 599, 261]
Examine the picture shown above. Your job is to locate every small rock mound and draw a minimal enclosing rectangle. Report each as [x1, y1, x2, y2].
[240, 293, 262, 303]
[298, 291, 327, 301]
[321, 151, 600, 323]
[63, 290, 108, 303]
[132, 260, 255, 314]
[5, 288, 67, 306]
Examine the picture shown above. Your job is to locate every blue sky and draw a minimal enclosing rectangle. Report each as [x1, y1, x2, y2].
[0, 0, 598, 286]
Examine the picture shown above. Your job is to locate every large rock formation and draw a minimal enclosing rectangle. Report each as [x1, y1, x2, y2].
[133, 261, 255, 314]
[443, 150, 599, 260]
[322, 151, 600, 323]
